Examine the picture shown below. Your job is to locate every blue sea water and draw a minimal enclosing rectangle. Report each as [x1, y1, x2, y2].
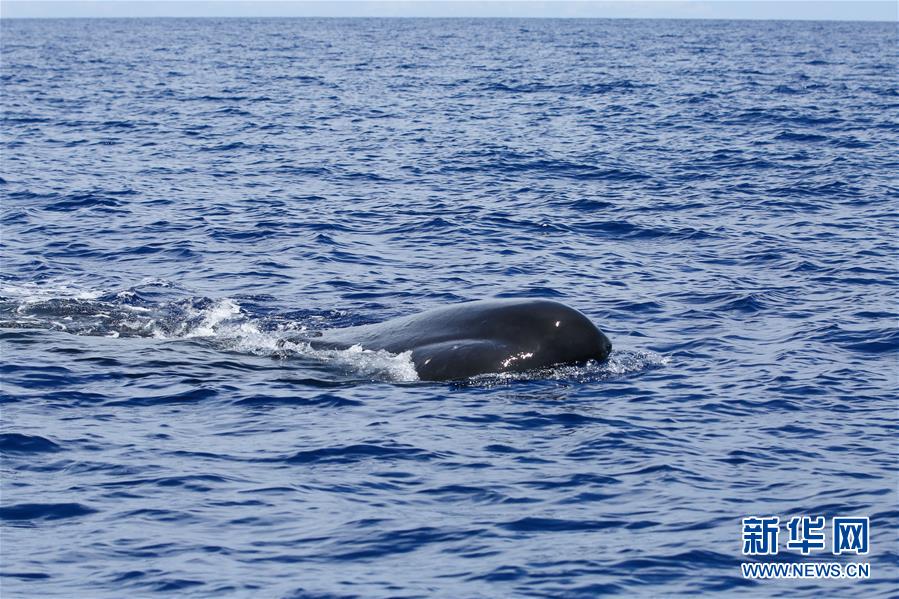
[1, 16, 897, 597]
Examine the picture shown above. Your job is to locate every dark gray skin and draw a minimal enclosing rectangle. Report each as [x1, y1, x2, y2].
[310, 299, 612, 381]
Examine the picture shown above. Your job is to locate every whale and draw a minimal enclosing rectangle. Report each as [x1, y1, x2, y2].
[308, 298, 612, 381]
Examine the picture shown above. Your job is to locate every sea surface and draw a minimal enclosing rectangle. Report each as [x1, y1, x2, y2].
[1, 17, 897, 598]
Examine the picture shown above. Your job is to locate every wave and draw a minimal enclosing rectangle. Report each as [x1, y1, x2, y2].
[0, 433, 63, 453]
[0, 502, 97, 522]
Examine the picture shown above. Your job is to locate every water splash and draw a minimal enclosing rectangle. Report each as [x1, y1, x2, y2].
[0, 281, 421, 382]
[465, 349, 669, 386]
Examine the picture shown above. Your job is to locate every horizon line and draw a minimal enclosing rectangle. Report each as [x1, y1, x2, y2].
[0, 15, 893, 24]
[1, 2, 896, 23]
[1, 15, 896, 23]
[0, 15, 893, 23]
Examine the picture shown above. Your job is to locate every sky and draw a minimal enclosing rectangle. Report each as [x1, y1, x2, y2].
[0, 1, 895, 21]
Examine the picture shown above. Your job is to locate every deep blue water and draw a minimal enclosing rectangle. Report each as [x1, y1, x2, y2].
[1, 17, 897, 597]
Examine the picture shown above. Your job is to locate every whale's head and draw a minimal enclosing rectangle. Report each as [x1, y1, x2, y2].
[487, 299, 613, 370]
[533, 300, 612, 364]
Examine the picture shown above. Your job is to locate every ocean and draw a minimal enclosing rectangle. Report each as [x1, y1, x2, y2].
[1, 17, 896, 597]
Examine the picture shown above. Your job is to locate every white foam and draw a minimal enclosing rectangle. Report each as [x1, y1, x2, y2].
[146, 298, 420, 382]
[182, 298, 242, 338]
[227, 330, 419, 383]
[321, 344, 420, 382]
[1, 280, 102, 302]
[603, 349, 671, 375]
[468, 349, 669, 385]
